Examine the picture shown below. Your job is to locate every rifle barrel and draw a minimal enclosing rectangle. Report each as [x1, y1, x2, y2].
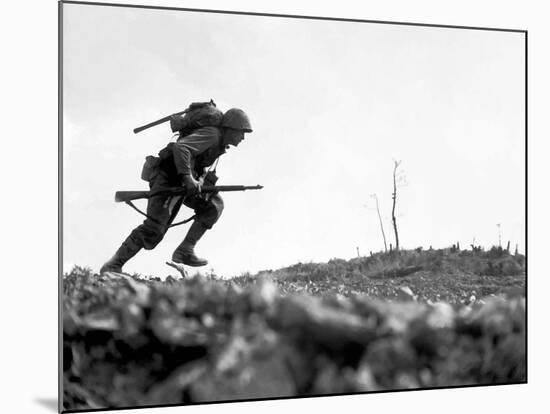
[202, 185, 264, 192]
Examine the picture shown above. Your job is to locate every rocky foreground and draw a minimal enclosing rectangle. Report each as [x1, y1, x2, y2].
[62, 266, 525, 411]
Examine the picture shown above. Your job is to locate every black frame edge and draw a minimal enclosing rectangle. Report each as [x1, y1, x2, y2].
[58, 1, 64, 412]
[60, 0, 526, 33]
[57, 1, 529, 411]
[524, 30, 529, 382]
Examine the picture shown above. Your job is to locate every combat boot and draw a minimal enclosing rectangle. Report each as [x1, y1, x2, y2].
[172, 221, 208, 267]
[100, 234, 143, 274]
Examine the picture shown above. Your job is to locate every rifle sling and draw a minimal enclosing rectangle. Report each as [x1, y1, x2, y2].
[125, 201, 161, 225]
[124, 200, 196, 228]
[169, 215, 196, 228]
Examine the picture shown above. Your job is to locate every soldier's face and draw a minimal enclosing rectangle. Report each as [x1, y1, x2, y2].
[224, 128, 245, 147]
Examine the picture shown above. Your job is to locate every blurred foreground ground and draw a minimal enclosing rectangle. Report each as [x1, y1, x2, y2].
[62, 248, 525, 411]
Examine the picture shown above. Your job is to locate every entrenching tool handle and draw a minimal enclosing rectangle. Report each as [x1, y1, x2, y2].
[133, 109, 188, 134]
[133, 119, 169, 134]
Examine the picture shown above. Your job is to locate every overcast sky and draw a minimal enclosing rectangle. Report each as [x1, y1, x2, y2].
[62, 3, 525, 278]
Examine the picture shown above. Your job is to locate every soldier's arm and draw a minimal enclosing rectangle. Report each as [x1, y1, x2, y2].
[171, 126, 221, 177]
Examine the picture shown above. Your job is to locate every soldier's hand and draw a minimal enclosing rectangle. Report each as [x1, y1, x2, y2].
[181, 174, 201, 194]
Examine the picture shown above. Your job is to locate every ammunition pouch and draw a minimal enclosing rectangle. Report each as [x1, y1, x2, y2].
[202, 170, 219, 187]
[158, 142, 174, 160]
[141, 155, 161, 182]
[200, 170, 219, 201]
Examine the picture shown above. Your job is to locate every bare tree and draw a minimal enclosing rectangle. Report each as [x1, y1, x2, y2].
[392, 160, 403, 251]
[370, 194, 388, 253]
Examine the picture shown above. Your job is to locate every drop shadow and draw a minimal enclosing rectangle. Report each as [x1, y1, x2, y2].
[34, 397, 58, 412]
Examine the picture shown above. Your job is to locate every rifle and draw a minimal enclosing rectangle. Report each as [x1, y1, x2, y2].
[115, 185, 263, 203]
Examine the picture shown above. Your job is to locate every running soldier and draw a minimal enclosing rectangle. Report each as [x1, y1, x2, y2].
[100, 106, 253, 274]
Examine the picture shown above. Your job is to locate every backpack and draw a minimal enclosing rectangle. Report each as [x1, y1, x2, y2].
[170, 99, 224, 137]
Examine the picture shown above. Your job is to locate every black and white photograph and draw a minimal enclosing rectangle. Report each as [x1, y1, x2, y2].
[59, 1, 527, 412]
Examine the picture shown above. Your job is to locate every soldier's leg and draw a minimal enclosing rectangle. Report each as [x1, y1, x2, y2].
[133, 194, 182, 250]
[172, 194, 224, 267]
[99, 231, 143, 274]
[100, 175, 182, 273]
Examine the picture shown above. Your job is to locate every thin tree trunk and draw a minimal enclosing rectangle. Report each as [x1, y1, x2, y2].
[372, 194, 388, 253]
[392, 161, 400, 251]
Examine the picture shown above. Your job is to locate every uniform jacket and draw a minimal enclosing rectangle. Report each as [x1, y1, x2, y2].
[158, 126, 227, 184]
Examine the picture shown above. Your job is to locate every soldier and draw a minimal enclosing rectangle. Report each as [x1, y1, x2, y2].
[100, 107, 252, 274]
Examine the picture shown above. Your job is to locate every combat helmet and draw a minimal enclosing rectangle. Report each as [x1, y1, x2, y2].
[221, 108, 253, 132]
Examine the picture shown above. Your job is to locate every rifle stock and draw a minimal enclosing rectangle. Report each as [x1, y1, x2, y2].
[115, 185, 263, 203]
[115, 190, 154, 203]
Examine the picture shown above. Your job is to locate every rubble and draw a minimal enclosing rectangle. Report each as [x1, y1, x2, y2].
[62, 268, 526, 411]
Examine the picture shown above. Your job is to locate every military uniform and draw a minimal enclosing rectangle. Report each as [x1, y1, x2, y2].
[100, 127, 227, 273]
[100, 107, 252, 274]
[130, 126, 227, 250]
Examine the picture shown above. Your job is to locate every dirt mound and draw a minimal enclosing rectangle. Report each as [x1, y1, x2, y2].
[62, 267, 525, 411]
